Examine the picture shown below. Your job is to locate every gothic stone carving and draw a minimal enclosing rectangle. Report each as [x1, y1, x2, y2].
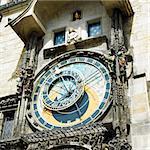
[109, 136, 132, 150]
[24, 122, 107, 150]
[0, 95, 18, 110]
[109, 8, 132, 150]
[67, 27, 81, 44]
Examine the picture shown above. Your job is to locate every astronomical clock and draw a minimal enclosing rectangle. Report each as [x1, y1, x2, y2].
[0, 0, 134, 149]
[27, 50, 112, 130]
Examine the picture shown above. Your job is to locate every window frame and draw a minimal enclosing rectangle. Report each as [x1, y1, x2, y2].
[87, 18, 102, 38]
[53, 28, 66, 46]
[1, 111, 15, 139]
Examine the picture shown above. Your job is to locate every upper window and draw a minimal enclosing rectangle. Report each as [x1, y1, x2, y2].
[54, 30, 65, 45]
[1, 111, 15, 139]
[88, 21, 102, 37]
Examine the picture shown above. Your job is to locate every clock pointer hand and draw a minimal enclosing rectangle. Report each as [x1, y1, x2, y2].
[50, 82, 66, 91]
[85, 74, 102, 86]
[60, 76, 70, 92]
[84, 70, 100, 84]
[78, 70, 102, 86]
[75, 102, 82, 116]
[56, 93, 68, 102]
[51, 89, 64, 96]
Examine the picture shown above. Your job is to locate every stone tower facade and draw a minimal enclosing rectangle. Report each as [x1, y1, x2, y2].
[0, 0, 150, 150]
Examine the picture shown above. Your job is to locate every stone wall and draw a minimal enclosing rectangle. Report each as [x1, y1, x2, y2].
[125, 0, 150, 149]
[0, 9, 24, 97]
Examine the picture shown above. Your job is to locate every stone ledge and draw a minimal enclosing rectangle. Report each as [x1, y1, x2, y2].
[43, 35, 108, 59]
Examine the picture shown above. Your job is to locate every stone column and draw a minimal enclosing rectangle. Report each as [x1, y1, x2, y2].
[0, 112, 4, 137]
[109, 9, 131, 149]
[17, 32, 42, 134]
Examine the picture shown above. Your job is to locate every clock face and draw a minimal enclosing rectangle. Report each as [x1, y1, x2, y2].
[27, 50, 112, 130]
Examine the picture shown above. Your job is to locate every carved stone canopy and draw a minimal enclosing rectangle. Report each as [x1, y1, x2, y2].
[0, 122, 107, 150]
[24, 122, 107, 150]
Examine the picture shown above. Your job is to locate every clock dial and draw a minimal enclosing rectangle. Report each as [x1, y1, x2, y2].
[42, 69, 84, 111]
[28, 51, 112, 130]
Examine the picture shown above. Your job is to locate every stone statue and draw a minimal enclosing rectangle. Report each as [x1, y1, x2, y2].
[67, 27, 81, 44]
[73, 10, 81, 21]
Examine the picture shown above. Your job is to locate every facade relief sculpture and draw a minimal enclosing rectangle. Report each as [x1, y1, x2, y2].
[67, 27, 81, 44]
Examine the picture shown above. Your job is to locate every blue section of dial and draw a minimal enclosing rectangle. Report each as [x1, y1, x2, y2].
[106, 82, 111, 89]
[99, 102, 105, 109]
[40, 78, 45, 84]
[34, 95, 37, 101]
[105, 74, 110, 80]
[45, 123, 52, 128]
[92, 110, 99, 118]
[52, 92, 89, 123]
[33, 104, 37, 110]
[35, 111, 40, 118]
[83, 117, 91, 124]
[39, 117, 45, 124]
[104, 92, 109, 99]
[35, 86, 40, 93]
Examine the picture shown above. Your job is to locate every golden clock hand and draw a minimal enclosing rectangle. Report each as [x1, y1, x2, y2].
[51, 89, 64, 96]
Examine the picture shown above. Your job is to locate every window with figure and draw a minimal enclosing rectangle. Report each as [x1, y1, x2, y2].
[1, 111, 15, 139]
[88, 20, 102, 37]
[54, 30, 65, 45]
